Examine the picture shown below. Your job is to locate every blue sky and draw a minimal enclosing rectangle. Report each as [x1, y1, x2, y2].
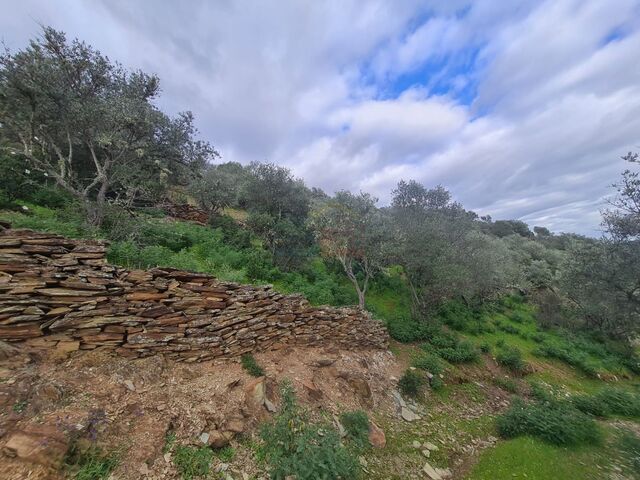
[2, 0, 640, 235]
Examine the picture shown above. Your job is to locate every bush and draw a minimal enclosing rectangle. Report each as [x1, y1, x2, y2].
[496, 346, 526, 373]
[480, 342, 492, 353]
[572, 394, 608, 417]
[534, 341, 599, 377]
[437, 340, 479, 364]
[173, 445, 213, 480]
[339, 410, 370, 449]
[385, 315, 436, 343]
[412, 352, 444, 375]
[65, 445, 119, 480]
[430, 376, 444, 391]
[399, 369, 424, 397]
[494, 377, 518, 393]
[259, 382, 359, 480]
[241, 353, 265, 377]
[497, 398, 601, 446]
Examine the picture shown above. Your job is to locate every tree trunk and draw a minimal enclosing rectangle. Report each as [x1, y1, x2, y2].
[86, 178, 109, 227]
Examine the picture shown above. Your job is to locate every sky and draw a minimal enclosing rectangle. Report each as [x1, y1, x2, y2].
[2, 0, 640, 235]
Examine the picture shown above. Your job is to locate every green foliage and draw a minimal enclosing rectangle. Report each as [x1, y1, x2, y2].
[480, 342, 492, 353]
[339, 410, 370, 449]
[494, 377, 518, 393]
[173, 445, 214, 480]
[259, 382, 359, 480]
[398, 369, 424, 397]
[215, 446, 236, 462]
[496, 346, 526, 373]
[241, 353, 265, 377]
[65, 445, 119, 480]
[572, 389, 640, 419]
[497, 398, 601, 446]
[429, 375, 444, 391]
[534, 340, 599, 377]
[618, 430, 640, 472]
[412, 351, 444, 375]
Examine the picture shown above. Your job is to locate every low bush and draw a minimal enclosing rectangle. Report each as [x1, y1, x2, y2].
[436, 340, 479, 364]
[573, 389, 640, 419]
[496, 346, 527, 373]
[173, 445, 214, 480]
[399, 369, 424, 397]
[534, 341, 599, 377]
[430, 375, 444, 391]
[412, 352, 444, 375]
[618, 430, 640, 472]
[259, 382, 359, 480]
[339, 410, 370, 449]
[497, 398, 601, 446]
[480, 342, 492, 353]
[241, 353, 265, 377]
[65, 445, 119, 480]
[494, 377, 518, 393]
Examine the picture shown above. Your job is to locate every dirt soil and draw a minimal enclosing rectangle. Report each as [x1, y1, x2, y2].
[0, 344, 402, 480]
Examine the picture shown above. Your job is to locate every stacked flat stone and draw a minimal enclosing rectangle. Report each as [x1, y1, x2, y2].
[0, 227, 388, 361]
[162, 203, 209, 225]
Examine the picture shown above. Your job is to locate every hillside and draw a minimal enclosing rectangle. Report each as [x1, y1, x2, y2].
[1, 209, 639, 480]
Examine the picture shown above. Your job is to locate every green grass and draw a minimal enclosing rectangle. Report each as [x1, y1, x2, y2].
[241, 353, 265, 377]
[173, 445, 214, 480]
[65, 446, 119, 480]
[467, 436, 602, 480]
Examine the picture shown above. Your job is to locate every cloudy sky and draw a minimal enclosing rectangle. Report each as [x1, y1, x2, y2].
[2, 0, 640, 234]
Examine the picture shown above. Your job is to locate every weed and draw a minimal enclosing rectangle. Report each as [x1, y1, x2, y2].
[339, 410, 370, 449]
[494, 377, 518, 393]
[412, 351, 444, 375]
[398, 369, 424, 397]
[173, 445, 214, 480]
[259, 382, 359, 480]
[480, 342, 492, 353]
[496, 346, 527, 373]
[215, 445, 235, 462]
[163, 431, 177, 454]
[12, 400, 27, 413]
[497, 398, 601, 446]
[241, 353, 265, 377]
[65, 445, 119, 480]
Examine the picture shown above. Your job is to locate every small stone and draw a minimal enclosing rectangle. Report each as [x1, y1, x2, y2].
[424, 442, 439, 451]
[368, 421, 386, 448]
[423, 462, 442, 480]
[401, 407, 420, 422]
[199, 432, 210, 444]
[422, 449, 431, 458]
[124, 380, 135, 392]
[412, 440, 422, 449]
[139, 463, 150, 475]
[164, 452, 171, 463]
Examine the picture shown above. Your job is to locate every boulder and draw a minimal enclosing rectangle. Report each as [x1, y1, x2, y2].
[2, 424, 68, 468]
[368, 421, 386, 448]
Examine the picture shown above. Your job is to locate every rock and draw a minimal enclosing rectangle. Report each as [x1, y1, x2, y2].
[314, 357, 337, 367]
[422, 449, 430, 458]
[208, 430, 234, 448]
[424, 442, 439, 451]
[2, 424, 68, 468]
[226, 417, 245, 434]
[302, 379, 323, 401]
[423, 462, 442, 480]
[412, 440, 422, 449]
[401, 407, 420, 422]
[368, 421, 386, 448]
[199, 432, 210, 444]
[124, 380, 136, 392]
[139, 463, 150, 475]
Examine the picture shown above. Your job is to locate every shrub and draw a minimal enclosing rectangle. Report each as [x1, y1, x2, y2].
[412, 352, 444, 375]
[595, 389, 640, 418]
[215, 446, 235, 462]
[241, 353, 265, 377]
[496, 346, 526, 373]
[386, 316, 436, 343]
[399, 369, 424, 397]
[572, 394, 608, 417]
[497, 398, 601, 446]
[496, 339, 506, 348]
[65, 445, 119, 480]
[173, 445, 214, 480]
[494, 377, 518, 393]
[430, 375, 444, 391]
[437, 340, 479, 364]
[511, 311, 528, 324]
[339, 410, 370, 449]
[619, 430, 640, 472]
[259, 382, 359, 480]
[534, 341, 599, 377]
[480, 342, 492, 353]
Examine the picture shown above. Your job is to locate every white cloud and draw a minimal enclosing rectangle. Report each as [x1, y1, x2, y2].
[2, 0, 640, 235]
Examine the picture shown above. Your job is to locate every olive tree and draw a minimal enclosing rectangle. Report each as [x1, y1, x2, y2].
[0, 27, 215, 225]
[311, 191, 388, 309]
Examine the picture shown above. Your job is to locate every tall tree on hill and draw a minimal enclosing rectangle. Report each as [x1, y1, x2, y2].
[311, 191, 388, 309]
[0, 27, 215, 225]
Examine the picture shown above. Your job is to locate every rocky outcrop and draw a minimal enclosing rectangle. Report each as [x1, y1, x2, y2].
[162, 203, 209, 224]
[0, 228, 388, 361]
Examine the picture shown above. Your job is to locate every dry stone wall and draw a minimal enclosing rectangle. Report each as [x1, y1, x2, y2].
[0, 226, 388, 361]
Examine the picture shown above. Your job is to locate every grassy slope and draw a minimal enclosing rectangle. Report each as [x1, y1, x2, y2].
[3, 204, 639, 479]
